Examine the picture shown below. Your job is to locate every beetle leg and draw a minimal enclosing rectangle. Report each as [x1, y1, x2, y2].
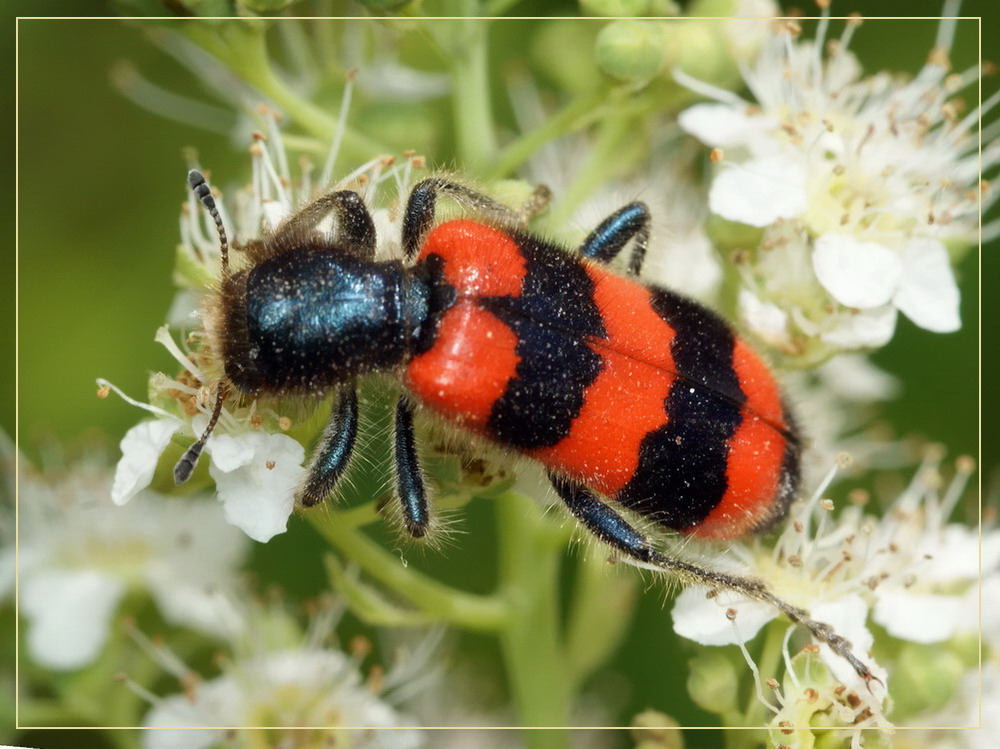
[273, 190, 377, 259]
[402, 178, 522, 260]
[298, 387, 360, 507]
[393, 396, 430, 537]
[549, 474, 877, 684]
[578, 202, 651, 276]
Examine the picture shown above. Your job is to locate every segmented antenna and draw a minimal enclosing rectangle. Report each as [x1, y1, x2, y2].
[187, 169, 229, 274]
[173, 169, 232, 485]
[174, 383, 227, 485]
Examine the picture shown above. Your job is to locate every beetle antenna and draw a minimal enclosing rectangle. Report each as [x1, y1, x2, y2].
[174, 383, 227, 484]
[187, 169, 230, 274]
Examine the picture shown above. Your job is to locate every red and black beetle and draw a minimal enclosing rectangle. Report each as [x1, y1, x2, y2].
[177, 171, 873, 682]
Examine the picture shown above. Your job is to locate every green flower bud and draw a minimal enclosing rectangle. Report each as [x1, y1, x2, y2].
[531, 21, 604, 95]
[596, 20, 665, 84]
[783, 649, 836, 696]
[631, 709, 683, 749]
[950, 633, 980, 668]
[853, 730, 894, 749]
[661, 20, 740, 91]
[890, 642, 965, 720]
[686, 650, 739, 714]
[580, 0, 650, 16]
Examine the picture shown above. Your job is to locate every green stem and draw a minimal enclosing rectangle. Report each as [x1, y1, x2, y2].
[450, 19, 498, 170]
[183, 23, 388, 162]
[314, 489, 476, 530]
[564, 550, 638, 689]
[544, 112, 636, 229]
[308, 513, 507, 630]
[495, 491, 573, 748]
[485, 92, 607, 180]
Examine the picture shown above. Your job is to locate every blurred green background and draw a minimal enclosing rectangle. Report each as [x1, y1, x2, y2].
[6, 1, 998, 747]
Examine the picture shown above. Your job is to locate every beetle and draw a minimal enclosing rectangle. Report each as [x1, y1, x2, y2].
[177, 169, 874, 682]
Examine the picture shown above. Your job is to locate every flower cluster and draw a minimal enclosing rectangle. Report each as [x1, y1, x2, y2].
[123, 600, 430, 749]
[670, 448, 989, 735]
[678, 11, 994, 360]
[8, 449, 249, 671]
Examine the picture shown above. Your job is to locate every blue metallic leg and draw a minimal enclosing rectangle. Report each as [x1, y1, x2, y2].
[549, 474, 659, 563]
[394, 396, 430, 537]
[275, 190, 377, 259]
[402, 178, 521, 260]
[578, 202, 651, 276]
[298, 387, 360, 507]
[548, 474, 877, 683]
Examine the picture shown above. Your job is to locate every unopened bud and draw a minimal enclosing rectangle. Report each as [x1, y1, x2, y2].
[596, 20, 665, 83]
[687, 651, 739, 714]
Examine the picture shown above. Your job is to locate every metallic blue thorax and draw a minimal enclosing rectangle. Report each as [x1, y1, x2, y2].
[245, 249, 428, 391]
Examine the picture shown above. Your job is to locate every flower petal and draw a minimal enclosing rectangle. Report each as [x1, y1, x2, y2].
[810, 595, 882, 689]
[207, 431, 305, 543]
[111, 418, 182, 505]
[145, 500, 250, 637]
[708, 155, 808, 227]
[817, 354, 899, 402]
[671, 586, 775, 646]
[872, 588, 964, 644]
[893, 238, 961, 332]
[21, 569, 126, 670]
[812, 235, 903, 309]
[738, 289, 789, 346]
[820, 305, 898, 349]
[678, 103, 774, 148]
[917, 525, 993, 583]
[143, 695, 218, 749]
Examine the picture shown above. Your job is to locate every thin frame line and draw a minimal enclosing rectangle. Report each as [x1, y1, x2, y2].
[12, 12, 990, 734]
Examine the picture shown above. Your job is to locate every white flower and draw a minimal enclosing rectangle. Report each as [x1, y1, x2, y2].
[199, 414, 305, 543]
[127, 601, 429, 749]
[99, 366, 306, 544]
[896, 577, 1000, 742]
[722, 0, 781, 61]
[679, 13, 996, 351]
[145, 651, 422, 749]
[671, 449, 982, 722]
[812, 234, 904, 309]
[708, 155, 809, 227]
[14, 460, 249, 671]
[111, 417, 182, 505]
